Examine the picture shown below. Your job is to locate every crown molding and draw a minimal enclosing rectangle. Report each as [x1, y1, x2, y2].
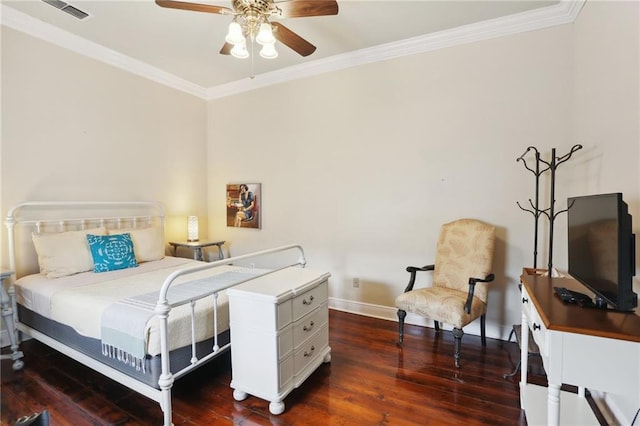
[2, 1, 586, 101]
[207, 0, 586, 99]
[1, 4, 209, 99]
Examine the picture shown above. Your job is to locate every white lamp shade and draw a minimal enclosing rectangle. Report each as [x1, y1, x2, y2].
[256, 23, 276, 45]
[187, 216, 199, 242]
[231, 42, 249, 59]
[225, 22, 245, 45]
[259, 42, 278, 59]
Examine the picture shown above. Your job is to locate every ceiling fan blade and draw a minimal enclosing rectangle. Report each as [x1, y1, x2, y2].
[220, 42, 233, 55]
[273, 0, 338, 18]
[271, 22, 316, 57]
[155, 0, 232, 15]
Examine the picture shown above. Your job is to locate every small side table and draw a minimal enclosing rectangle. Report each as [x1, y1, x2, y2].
[169, 240, 225, 261]
[1, 271, 24, 370]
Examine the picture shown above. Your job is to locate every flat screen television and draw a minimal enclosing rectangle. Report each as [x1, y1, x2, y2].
[567, 192, 637, 311]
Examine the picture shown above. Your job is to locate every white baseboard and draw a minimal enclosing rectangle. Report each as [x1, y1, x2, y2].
[328, 297, 513, 340]
[328, 297, 399, 322]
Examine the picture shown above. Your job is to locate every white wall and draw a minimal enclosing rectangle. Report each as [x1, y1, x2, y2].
[0, 1, 637, 420]
[207, 24, 574, 338]
[1, 27, 209, 268]
[570, 0, 639, 206]
[570, 1, 639, 422]
[1, 0, 637, 365]
[0, 1, 634, 339]
[207, 2, 639, 342]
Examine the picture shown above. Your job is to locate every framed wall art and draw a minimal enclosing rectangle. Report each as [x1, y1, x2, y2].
[226, 183, 261, 229]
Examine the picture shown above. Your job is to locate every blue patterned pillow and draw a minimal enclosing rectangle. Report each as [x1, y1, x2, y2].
[87, 233, 138, 273]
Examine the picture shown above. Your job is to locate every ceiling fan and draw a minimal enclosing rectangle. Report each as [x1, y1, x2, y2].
[155, 0, 339, 59]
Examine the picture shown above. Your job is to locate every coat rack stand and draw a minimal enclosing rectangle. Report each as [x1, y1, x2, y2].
[504, 144, 582, 380]
[516, 144, 582, 271]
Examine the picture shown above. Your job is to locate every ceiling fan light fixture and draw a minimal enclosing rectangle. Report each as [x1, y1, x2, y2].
[230, 42, 249, 59]
[259, 42, 278, 59]
[156, 0, 339, 61]
[256, 23, 275, 46]
[225, 21, 245, 45]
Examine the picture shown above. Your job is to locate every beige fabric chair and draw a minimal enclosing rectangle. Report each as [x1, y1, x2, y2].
[395, 219, 496, 368]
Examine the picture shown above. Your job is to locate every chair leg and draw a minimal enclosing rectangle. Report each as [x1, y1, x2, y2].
[397, 309, 406, 345]
[452, 327, 464, 368]
[434, 320, 440, 332]
[480, 314, 486, 347]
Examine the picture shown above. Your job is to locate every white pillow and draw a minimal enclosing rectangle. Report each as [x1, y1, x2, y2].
[32, 227, 107, 278]
[108, 227, 165, 263]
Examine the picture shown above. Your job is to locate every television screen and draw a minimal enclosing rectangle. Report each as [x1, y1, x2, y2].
[567, 193, 637, 311]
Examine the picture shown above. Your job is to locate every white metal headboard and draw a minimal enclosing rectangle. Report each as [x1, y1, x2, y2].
[5, 201, 165, 279]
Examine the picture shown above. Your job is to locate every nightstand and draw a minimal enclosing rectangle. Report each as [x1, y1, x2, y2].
[1, 270, 24, 370]
[168, 240, 225, 261]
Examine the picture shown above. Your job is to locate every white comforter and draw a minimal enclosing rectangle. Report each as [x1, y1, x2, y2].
[15, 257, 260, 356]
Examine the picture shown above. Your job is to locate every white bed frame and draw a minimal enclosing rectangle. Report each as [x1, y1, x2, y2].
[4, 201, 306, 426]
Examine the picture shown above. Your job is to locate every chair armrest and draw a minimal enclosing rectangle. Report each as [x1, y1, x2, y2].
[403, 264, 435, 293]
[464, 273, 495, 314]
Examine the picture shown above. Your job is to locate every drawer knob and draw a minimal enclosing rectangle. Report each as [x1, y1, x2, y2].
[522, 297, 529, 304]
[304, 346, 315, 357]
[302, 295, 315, 305]
[303, 321, 315, 332]
[533, 323, 541, 331]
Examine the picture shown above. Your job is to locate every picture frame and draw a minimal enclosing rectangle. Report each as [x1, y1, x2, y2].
[226, 183, 261, 229]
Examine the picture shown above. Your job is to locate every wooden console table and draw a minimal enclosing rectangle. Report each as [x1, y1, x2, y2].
[519, 273, 640, 425]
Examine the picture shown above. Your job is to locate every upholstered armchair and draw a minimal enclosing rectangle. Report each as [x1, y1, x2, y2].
[395, 219, 496, 368]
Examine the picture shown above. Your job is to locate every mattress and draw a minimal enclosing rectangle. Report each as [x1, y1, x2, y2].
[16, 256, 193, 320]
[15, 257, 263, 356]
[14, 257, 265, 386]
[17, 304, 230, 389]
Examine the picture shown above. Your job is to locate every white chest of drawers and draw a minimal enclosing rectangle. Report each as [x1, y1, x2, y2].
[227, 266, 331, 415]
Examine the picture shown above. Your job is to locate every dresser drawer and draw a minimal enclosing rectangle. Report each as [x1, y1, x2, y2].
[292, 280, 328, 321]
[277, 326, 293, 361]
[521, 286, 548, 356]
[528, 302, 548, 357]
[278, 354, 294, 391]
[521, 286, 533, 320]
[292, 301, 328, 348]
[293, 324, 329, 374]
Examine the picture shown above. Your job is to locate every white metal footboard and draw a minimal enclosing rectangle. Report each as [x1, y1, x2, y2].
[4, 201, 307, 426]
[154, 244, 306, 426]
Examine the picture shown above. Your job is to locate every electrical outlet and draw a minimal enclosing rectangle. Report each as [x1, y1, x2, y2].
[353, 277, 360, 288]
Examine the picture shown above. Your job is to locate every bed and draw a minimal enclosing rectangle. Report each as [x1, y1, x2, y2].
[3, 201, 308, 426]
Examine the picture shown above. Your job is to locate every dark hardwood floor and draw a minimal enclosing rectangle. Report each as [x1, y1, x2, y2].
[1, 310, 539, 425]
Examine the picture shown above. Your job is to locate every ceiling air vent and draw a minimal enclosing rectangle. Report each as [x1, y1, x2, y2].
[42, 0, 90, 20]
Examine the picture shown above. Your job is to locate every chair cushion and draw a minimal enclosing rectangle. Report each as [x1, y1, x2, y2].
[433, 219, 495, 303]
[395, 287, 487, 329]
